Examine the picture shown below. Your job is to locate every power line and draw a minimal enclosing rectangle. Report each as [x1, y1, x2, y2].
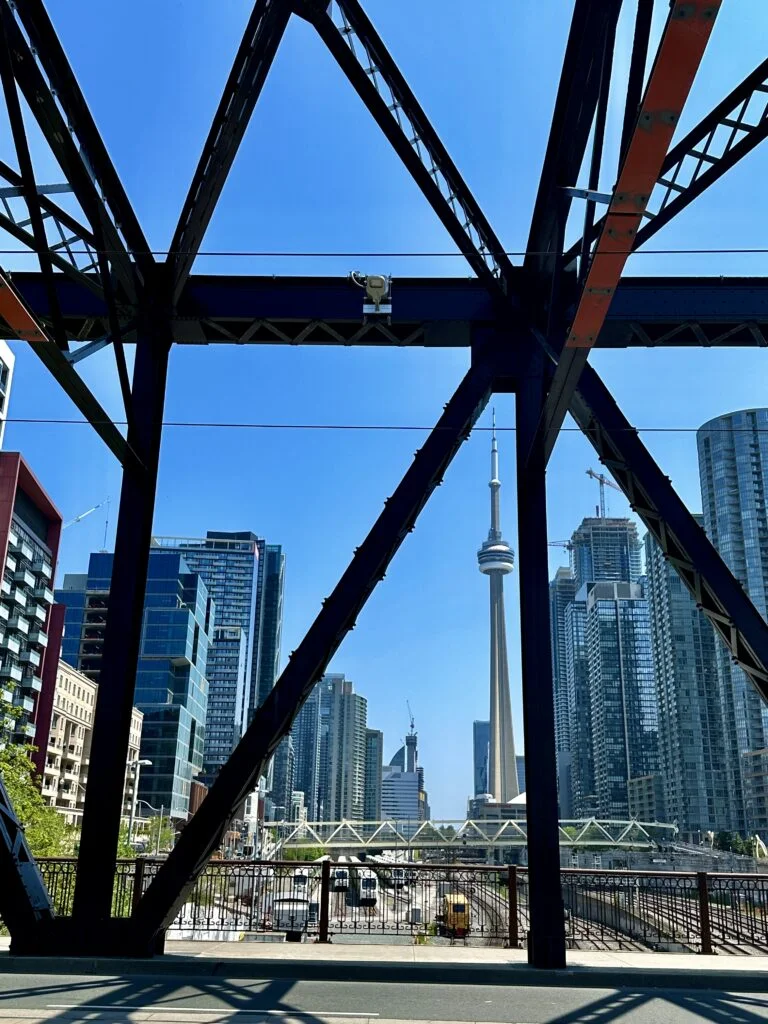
[2, 417, 765, 434]
[2, 247, 768, 258]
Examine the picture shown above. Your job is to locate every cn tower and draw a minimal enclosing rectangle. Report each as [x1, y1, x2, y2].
[477, 412, 519, 802]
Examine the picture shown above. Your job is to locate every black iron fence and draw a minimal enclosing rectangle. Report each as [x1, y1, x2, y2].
[31, 858, 768, 953]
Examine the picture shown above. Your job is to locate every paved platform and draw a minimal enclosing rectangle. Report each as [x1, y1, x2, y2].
[4, 936, 768, 992]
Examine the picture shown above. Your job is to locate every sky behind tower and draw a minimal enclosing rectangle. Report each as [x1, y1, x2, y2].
[3, 1, 768, 816]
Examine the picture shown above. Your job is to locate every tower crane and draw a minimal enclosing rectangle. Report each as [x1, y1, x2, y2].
[586, 468, 621, 519]
[406, 700, 415, 736]
[548, 540, 573, 552]
[63, 498, 111, 549]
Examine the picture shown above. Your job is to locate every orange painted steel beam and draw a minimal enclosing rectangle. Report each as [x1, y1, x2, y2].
[567, 0, 721, 351]
[540, 0, 721, 464]
[0, 267, 138, 469]
[0, 268, 47, 341]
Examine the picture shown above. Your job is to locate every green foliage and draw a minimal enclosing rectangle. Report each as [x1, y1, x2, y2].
[144, 816, 176, 854]
[713, 830, 754, 855]
[282, 846, 325, 861]
[0, 744, 77, 856]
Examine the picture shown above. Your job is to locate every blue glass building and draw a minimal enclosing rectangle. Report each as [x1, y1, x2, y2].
[152, 533, 259, 785]
[698, 409, 768, 832]
[56, 550, 213, 818]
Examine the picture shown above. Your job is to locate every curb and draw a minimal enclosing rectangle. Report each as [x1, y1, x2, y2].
[3, 955, 768, 992]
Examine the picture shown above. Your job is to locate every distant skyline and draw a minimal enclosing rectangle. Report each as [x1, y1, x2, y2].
[3, 1, 768, 816]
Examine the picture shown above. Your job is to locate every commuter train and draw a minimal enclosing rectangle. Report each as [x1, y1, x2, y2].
[353, 867, 378, 906]
[436, 892, 470, 938]
[332, 865, 350, 891]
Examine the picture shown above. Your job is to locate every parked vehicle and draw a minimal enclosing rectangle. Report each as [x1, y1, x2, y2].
[332, 867, 349, 891]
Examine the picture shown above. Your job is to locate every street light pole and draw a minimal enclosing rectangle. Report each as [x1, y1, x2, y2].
[127, 759, 152, 845]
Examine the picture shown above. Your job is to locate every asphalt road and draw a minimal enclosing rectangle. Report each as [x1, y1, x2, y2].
[1, 972, 768, 1022]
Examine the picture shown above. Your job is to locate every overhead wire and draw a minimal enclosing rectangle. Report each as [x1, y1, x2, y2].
[1, 247, 768, 258]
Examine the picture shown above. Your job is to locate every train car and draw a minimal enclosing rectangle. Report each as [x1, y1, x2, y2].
[273, 897, 309, 942]
[437, 893, 470, 938]
[356, 867, 378, 906]
[332, 866, 350, 892]
[391, 866, 406, 889]
[291, 867, 310, 895]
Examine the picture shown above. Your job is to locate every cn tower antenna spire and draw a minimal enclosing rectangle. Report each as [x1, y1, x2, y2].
[477, 411, 519, 803]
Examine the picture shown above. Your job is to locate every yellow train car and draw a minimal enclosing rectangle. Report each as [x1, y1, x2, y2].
[438, 893, 470, 938]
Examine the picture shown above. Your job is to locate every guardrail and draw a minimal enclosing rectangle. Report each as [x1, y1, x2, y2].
[30, 859, 768, 953]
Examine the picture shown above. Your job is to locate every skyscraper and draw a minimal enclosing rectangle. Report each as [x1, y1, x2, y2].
[570, 518, 642, 590]
[698, 408, 768, 832]
[586, 582, 660, 819]
[57, 550, 213, 817]
[293, 684, 321, 819]
[565, 597, 594, 816]
[472, 720, 490, 797]
[316, 673, 367, 820]
[152, 533, 259, 785]
[477, 415, 518, 802]
[550, 567, 577, 815]
[645, 526, 729, 836]
[364, 728, 383, 819]
[0, 454, 60, 755]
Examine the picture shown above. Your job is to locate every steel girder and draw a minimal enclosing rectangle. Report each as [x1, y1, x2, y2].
[0, 774, 54, 947]
[572, 361, 768, 700]
[0, 0, 766, 968]
[131, 358, 494, 941]
[7, 272, 768, 349]
[541, 0, 722, 459]
[168, 0, 292, 301]
[294, 0, 514, 291]
[566, 54, 768, 267]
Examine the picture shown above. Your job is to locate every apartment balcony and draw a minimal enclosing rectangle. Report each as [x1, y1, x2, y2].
[8, 614, 30, 635]
[1, 579, 11, 598]
[1, 714, 14, 733]
[10, 589, 27, 609]
[32, 558, 53, 581]
[20, 672, 42, 693]
[0, 662, 23, 683]
[20, 648, 41, 669]
[1, 687, 12, 703]
[33, 584, 54, 604]
[41, 778, 58, 797]
[0, 634, 20, 656]
[30, 604, 47, 624]
[4, 556, 16, 574]
[13, 568, 35, 589]
[6, 529, 18, 550]
[13, 721, 36, 740]
[0, 604, 9, 623]
[28, 628, 47, 648]
[13, 693, 34, 714]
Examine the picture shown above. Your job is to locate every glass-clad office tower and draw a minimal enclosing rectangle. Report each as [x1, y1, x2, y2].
[698, 408, 768, 832]
[472, 720, 490, 797]
[550, 567, 577, 815]
[645, 526, 729, 837]
[56, 550, 213, 818]
[152, 533, 259, 785]
[586, 582, 659, 819]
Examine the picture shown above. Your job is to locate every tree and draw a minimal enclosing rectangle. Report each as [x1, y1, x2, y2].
[0, 744, 77, 857]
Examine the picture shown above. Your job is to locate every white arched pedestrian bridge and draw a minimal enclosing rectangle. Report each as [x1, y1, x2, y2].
[271, 818, 678, 851]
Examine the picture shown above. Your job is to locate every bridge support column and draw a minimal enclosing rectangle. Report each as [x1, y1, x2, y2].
[515, 350, 566, 969]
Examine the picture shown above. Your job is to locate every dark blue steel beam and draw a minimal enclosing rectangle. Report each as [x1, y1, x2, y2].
[168, 0, 292, 301]
[6, 273, 768, 348]
[131, 358, 495, 946]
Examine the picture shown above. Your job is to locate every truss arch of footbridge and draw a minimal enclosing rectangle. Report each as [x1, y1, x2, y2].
[273, 818, 678, 852]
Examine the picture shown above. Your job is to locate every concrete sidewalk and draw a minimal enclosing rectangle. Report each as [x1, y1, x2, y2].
[3, 936, 768, 991]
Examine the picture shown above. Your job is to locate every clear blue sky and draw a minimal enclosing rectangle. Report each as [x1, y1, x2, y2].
[3, 1, 768, 818]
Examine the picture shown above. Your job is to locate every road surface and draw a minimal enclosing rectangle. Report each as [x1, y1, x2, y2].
[0, 971, 766, 1022]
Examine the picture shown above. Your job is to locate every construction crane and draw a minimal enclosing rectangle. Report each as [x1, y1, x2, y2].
[548, 540, 573, 552]
[586, 469, 622, 519]
[63, 498, 111, 549]
[406, 700, 415, 736]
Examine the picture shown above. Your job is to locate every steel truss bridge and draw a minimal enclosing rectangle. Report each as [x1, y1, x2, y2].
[0, 0, 767, 971]
[275, 818, 677, 851]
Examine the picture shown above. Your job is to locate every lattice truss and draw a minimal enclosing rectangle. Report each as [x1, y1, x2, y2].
[0, 0, 766, 962]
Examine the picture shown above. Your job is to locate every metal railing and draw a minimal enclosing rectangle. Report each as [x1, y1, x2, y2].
[29, 859, 768, 953]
